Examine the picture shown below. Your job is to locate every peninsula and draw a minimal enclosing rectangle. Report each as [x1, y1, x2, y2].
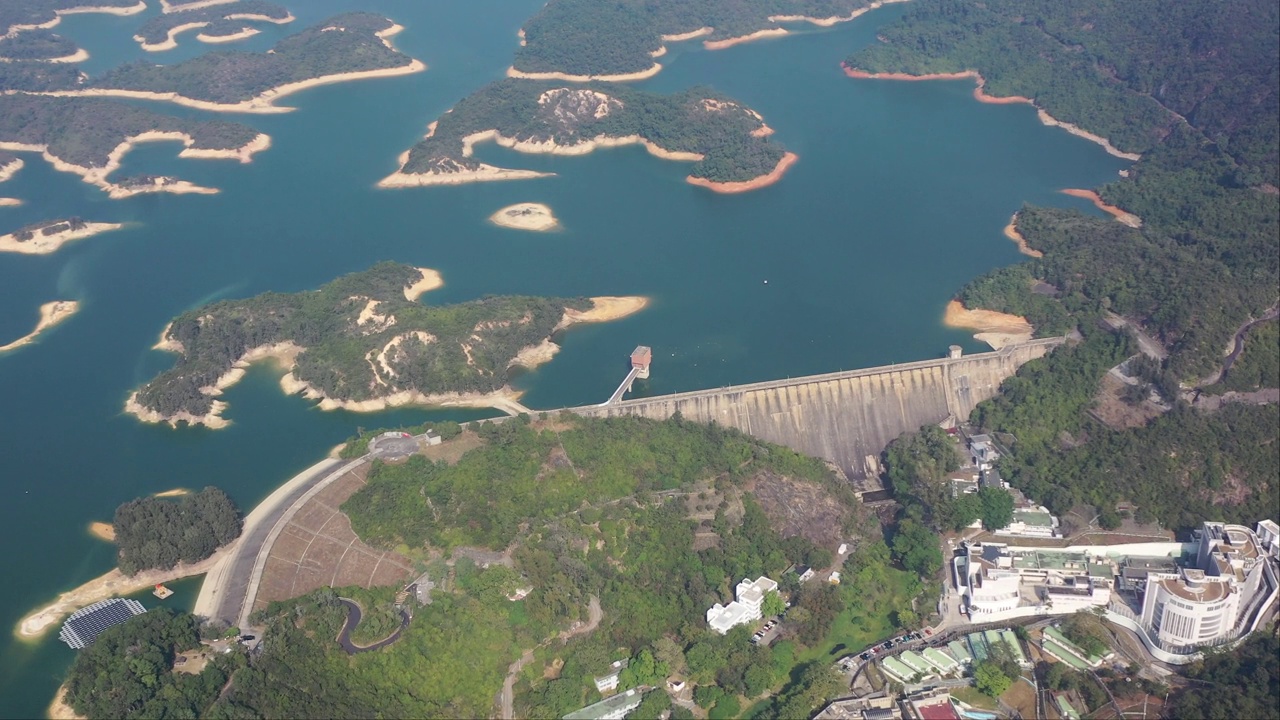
[0, 29, 84, 62]
[133, 0, 293, 52]
[71, 13, 424, 112]
[128, 262, 648, 428]
[0, 300, 79, 354]
[0, 0, 143, 37]
[489, 202, 560, 231]
[0, 219, 122, 255]
[380, 81, 792, 191]
[511, 0, 897, 78]
[0, 95, 267, 197]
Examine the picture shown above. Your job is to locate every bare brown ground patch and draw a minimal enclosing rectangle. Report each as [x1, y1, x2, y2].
[420, 429, 485, 464]
[1092, 374, 1166, 429]
[745, 470, 849, 547]
[1002, 678, 1038, 718]
[252, 464, 414, 614]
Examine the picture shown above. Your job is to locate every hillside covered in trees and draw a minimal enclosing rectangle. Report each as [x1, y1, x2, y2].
[133, 262, 597, 422]
[514, 0, 883, 76]
[1172, 633, 1280, 719]
[0, 94, 260, 170]
[94, 13, 416, 104]
[394, 80, 787, 185]
[0, 29, 77, 61]
[0, 0, 138, 36]
[112, 487, 242, 574]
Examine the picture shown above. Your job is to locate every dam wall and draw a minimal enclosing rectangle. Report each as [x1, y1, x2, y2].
[573, 339, 1062, 484]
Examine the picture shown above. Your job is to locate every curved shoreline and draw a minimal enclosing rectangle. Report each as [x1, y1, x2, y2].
[687, 151, 798, 193]
[0, 222, 123, 255]
[943, 299, 1034, 350]
[0, 156, 22, 182]
[403, 266, 443, 301]
[506, 64, 660, 83]
[0, 132, 269, 197]
[841, 65, 1142, 160]
[88, 522, 115, 542]
[159, 0, 237, 13]
[1003, 213, 1042, 257]
[1060, 188, 1142, 227]
[198, 27, 261, 44]
[0, 48, 90, 63]
[3, 1, 144, 36]
[489, 202, 560, 232]
[0, 301, 79, 354]
[703, 28, 789, 50]
[137, 12, 293, 51]
[36, 24, 423, 112]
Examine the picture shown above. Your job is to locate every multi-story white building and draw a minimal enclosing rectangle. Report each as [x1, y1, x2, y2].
[958, 543, 1111, 618]
[1138, 521, 1279, 652]
[706, 576, 778, 634]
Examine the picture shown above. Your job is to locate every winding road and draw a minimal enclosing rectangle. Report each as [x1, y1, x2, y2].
[499, 596, 602, 720]
[336, 598, 410, 654]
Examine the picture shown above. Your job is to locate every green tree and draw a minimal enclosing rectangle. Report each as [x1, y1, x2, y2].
[978, 487, 1014, 530]
[974, 661, 1013, 697]
[629, 690, 671, 720]
[761, 590, 786, 618]
[891, 519, 943, 578]
[693, 685, 724, 709]
[708, 695, 741, 720]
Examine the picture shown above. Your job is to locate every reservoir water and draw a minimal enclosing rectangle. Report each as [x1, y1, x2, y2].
[0, 1, 1128, 715]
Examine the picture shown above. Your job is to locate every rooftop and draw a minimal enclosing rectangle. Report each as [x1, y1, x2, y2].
[1011, 509, 1055, 527]
[563, 688, 643, 720]
[1158, 574, 1233, 604]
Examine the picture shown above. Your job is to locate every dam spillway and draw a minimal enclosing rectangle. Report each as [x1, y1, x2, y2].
[571, 339, 1063, 485]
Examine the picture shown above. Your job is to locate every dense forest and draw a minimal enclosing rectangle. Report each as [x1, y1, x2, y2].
[112, 486, 242, 574]
[0, 94, 260, 170]
[134, 1, 291, 47]
[63, 607, 245, 720]
[1172, 633, 1280, 719]
[95, 13, 414, 104]
[0, 0, 138, 36]
[514, 0, 882, 76]
[399, 80, 787, 184]
[883, 425, 1015, 534]
[848, 0, 1279, 381]
[0, 29, 77, 61]
[135, 262, 593, 420]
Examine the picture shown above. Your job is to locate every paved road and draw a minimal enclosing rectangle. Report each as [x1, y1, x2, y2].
[336, 598, 409, 653]
[499, 596, 602, 720]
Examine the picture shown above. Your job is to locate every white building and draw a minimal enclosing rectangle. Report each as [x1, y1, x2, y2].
[707, 576, 778, 634]
[1138, 521, 1278, 651]
[593, 659, 628, 693]
[995, 507, 1061, 539]
[958, 543, 1112, 618]
[968, 434, 999, 471]
[563, 688, 644, 720]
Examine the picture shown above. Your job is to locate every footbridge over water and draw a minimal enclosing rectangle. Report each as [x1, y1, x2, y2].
[571, 339, 1064, 485]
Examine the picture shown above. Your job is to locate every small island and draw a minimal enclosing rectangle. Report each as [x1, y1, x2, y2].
[489, 202, 560, 231]
[380, 81, 794, 191]
[133, 0, 293, 52]
[0, 28, 85, 62]
[128, 262, 648, 428]
[0, 218, 123, 255]
[0, 300, 79, 354]
[57, 13, 426, 113]
[0, 95, 268, 196]
[511, 0, 893, 79]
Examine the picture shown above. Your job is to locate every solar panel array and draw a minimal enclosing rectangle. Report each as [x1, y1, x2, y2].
[59, 598, 147, 649]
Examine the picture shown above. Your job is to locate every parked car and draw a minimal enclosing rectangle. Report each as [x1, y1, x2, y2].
[860, 652, 871, 661]
[924, 628, 933, 636]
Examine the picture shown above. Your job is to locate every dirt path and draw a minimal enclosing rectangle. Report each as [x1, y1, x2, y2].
[499, 596, 601, 719]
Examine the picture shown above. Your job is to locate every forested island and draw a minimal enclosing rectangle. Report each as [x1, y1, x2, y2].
[0, 29, 82, 62]
[60, 415, 939, 720]
[111, 487, 241, 575]
[512, 0, 897, 78]
[0, 0, 142, 37]
[0, 94, 265, 195]
[129, 262, 647, 427]
[81, 13, 423, 111]
[133, 0, 293, 51]
[381, 80, 792, 190]
[850, 0, 1280, 538]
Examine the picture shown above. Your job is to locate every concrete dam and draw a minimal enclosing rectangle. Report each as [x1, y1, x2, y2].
[573, 339, 1063, 486]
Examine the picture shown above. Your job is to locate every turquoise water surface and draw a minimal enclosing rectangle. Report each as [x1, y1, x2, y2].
[0, 1, 1127, 715]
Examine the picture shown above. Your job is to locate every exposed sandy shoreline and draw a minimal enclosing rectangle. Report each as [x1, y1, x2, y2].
[704, 28, 789, 50]
[1060, 188, 1142, 227]
[160, 0, 237, 13]
[1003, 213, 1041, 257]
[555, 296, 649, 331]
[0, 132, 268, 197]
[0, 301, 79, 354]
[15, 544, 236, 640]
[687, 152, 798, 193]
[136, 21, 205, 51]
[88, 522, 115, 542]
[943, 299, 1034, 349]
[4, 1, 144, 36]
[39, 24, 423, 112]
[48, 683, 85, 720]
[403, 266, 444, 301]
[0, 198, 19, 206]
[0, 156, 22, 182]
[0, 221, 123, 255]
[661, 28, 713, 42]
[154, 488, 191, 497]
[506, 64, 661, 83]
[768, 0, 910, 28]
[138, 12, 292, 51]
[490, 202, 560, 232]
[842, 65, 1142, 160]
[0, 48, 90, 63]
[198, 27, 261, 43]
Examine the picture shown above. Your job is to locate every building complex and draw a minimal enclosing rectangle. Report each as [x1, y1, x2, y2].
[706, 576, 778, 634]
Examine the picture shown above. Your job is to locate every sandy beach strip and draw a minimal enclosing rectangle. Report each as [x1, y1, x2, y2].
[509, 339, 560, 370]
[943, 299, 1034, 349]
[1003, 213, 1042, 257]
[556, 296, 649, 331]
[687, 151, 798, 194]
[379, 163, 554, 188]
[159, 0, 237, 13]
[15, 543, 236, 640]
[404, 266, 444, 301]
[490, 202, 560, 232]
[88, 522, 115, 542]
[0, 300, 79, 354]
[842, 65, 1142, 160]
[153, 488, 191, 497]
[506, 64, 661, 83]
[1060, 188, 1142, 227]
[0, 156, 22, 182]
[8, 0, 145, 34]
[703, 28, 789, 50]
[0, 198, 19, 206]
[198, 27, 261, 44]
[125, 391, 230, 429]
[0, 47, 90, 63]
[0, 221, 123, 255]
[136, 21, 206, 51]
[48, 683, 86, 720]
[767, 0, 910, 28]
